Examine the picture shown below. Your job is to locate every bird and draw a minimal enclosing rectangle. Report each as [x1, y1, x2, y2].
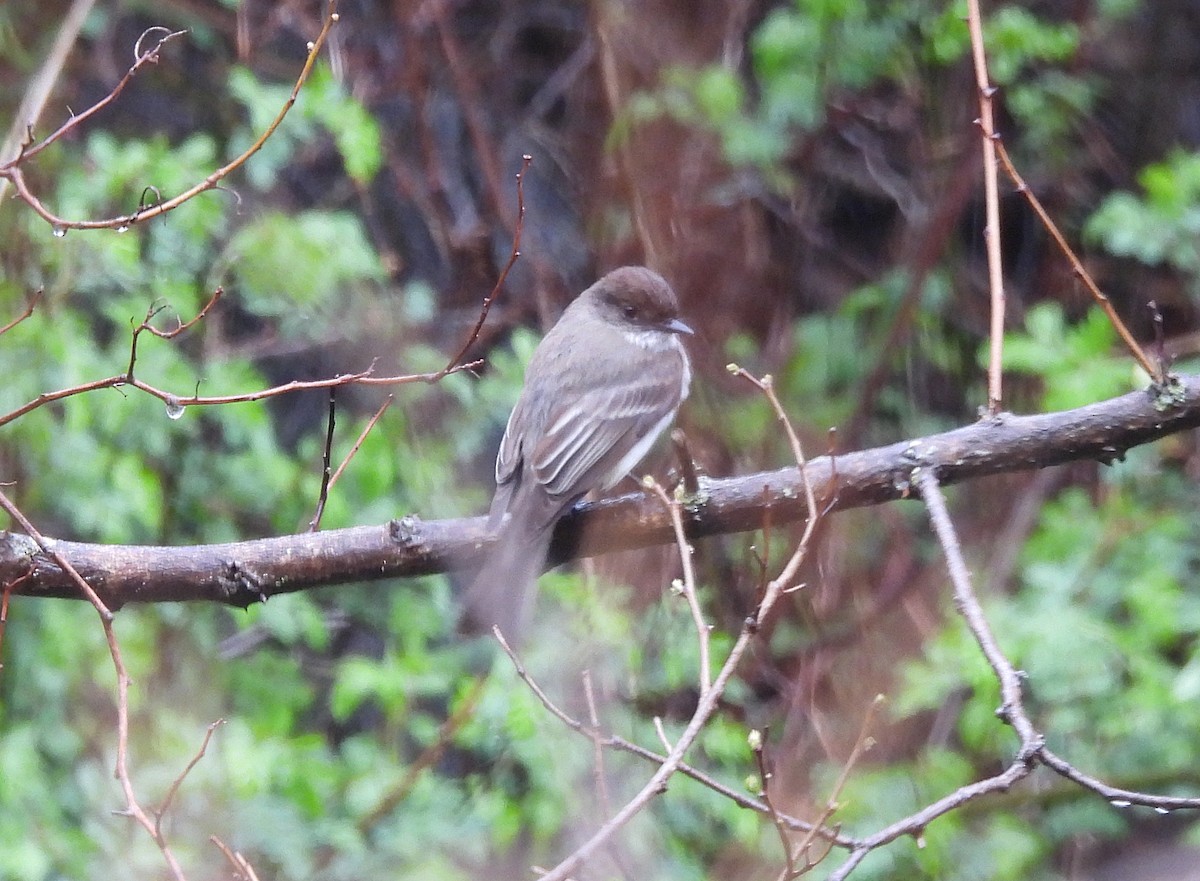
[464, 266, 693, 642]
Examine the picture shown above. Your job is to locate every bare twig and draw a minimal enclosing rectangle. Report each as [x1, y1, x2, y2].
[1038, 747, 1200, 812]
[0, 356, 477, 432]
[140, 287, 224, 340]
[966, 0, 1006, 414]
[825, 470, 1041, 879]
[583, 670, 637, 881]
[0, 570, 33, 668]
[0, 491, 112, 620]
[127, 289, 223, 380]
[211, 836, 262, 881]
[670, 428, 701, 497]
[750, 728, 796, 878]
[582, 670, 615, 818]
[0, 289, 44, 336]
[919, 471, 1036, 740]
[155, 719, 226, 839]
[731, 370, 818, 528]
[3, 3, 340, 232]
[328, 395, 394, 491]
[9, 26, 186, 167]
[995, 141, 1162, 383]
[307, 392, 338, 532]
[431, 154, 531, 381]
[645, 477, 711, 694]
[652, 716, 674, 753]
[775, 697, 879, 880]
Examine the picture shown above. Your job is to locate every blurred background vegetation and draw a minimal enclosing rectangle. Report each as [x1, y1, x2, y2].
[2, 0, 1200, 878]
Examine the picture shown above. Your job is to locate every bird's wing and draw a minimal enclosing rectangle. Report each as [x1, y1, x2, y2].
[487, 398, 529, 529]
[531, 369, 682, 502]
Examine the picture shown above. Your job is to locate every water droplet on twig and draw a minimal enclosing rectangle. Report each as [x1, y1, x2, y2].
[52, 225, 67, 238]
[164, 396, 186, 420]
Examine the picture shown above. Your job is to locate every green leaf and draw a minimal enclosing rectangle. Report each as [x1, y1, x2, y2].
[223, 210, 384, 321]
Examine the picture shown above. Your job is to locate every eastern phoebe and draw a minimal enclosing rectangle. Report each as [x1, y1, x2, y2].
[465, 266, 693, 640]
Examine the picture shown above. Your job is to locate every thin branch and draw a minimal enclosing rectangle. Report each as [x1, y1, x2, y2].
[9, 27, 187, 166]
[995, 141, 1162, 382]
[918, 470, 1038, 743]
[751, 728, 797, 878]
[24, 280, 470, 430]
[0, 289, 44, 336]
[0, 490, 112, 620]
[0, 570, 33, 668]
[1039, 747, 1200, 812]
[646, 477, 711, 694]
[670, 428, 701, 497]
[776, 697, 879, 880]
[583, 670, 637, 881]
[732, 369, 818, 531]
[653, 716, 674, 753]
[827, 470, 1200, 880]
[307, 391, 337, 532]
[127, 289, 223, 381]
[966, 0, 1006, 414]
[3, 3, 340, 232]
[431, 153, 531, 381]
[827, 759, 1035, 881]
[141, 287, 224, 340]
[210, 836, 262, 881]
[582, 670, 616, 819]
[0, 359, 477, 431]
[327, 395, 394, 491]
[155, 719, 226, 840]
[826, 470, 1042, 879]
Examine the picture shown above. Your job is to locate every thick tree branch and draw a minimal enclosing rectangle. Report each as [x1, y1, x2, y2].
[5, 376, 1198, 607]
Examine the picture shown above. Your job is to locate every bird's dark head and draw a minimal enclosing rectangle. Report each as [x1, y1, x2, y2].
[586, 266, 693, 336]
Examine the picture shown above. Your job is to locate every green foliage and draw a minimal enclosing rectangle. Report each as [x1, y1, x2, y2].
[927, 4, 1099, 166]
[227, 64, 383, 188]
[927, 5, 1079, 84]
[618, 1, 1108, 184]
[1086, 149, 1200, 286]
[616, 0, 942, 178]
[222, 210, 385, 324]
[1005, 70, 1096, 161]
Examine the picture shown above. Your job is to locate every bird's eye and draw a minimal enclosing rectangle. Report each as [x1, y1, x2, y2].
[622, 304, 637, 319]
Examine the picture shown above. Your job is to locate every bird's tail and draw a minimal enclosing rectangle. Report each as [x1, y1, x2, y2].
[461, 520, 554, 646]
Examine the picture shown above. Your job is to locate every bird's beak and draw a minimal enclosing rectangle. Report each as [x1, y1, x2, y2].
[663, 317, 694, 336]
